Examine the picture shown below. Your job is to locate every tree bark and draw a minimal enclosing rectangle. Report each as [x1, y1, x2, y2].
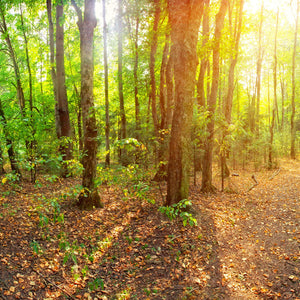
[268, 8, 279, 169]
[133, 1, 141, 136]
[46, 0, 60, 137]
[150, 0, 161, 138]
[103, 0, 110, 167]
[291, 0, 299, 160]
[255, 2, 264, 135]
[166, 0, 203, 205]
[197, 0, 210, 108]
[118, 0, 127, 165]
[20, 4, 37, 183]
[72, 0, 103, 209]
[201, 0, 228, 193]
[56, 3, 72, 177]
[153, 34, 170, 181]
[222, 0, 244, 178]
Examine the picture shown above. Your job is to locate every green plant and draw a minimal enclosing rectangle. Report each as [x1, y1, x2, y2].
[88, 277, 104, 291]
[159, 199, 197, 226]
[30, 240, 43, 255]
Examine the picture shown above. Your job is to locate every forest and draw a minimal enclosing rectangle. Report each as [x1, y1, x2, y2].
[0, 0, 299, 299]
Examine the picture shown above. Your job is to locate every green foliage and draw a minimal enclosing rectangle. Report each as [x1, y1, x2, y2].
[159, 199, 198, 227]
[88, 277, 104, 291]
[30, 240, 43, 255]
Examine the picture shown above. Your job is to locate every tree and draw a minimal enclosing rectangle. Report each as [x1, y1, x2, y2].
[103, 0, 110, 167]
[56, 1, 72, 177]
[201, 0, 228, 193]
[72, 0, 103, 209]
[20, 4, 37, 183]
[222, 0, 244, 180]
[291, 0, 299, 159]
[118, 0, 127, 165]
[150, 0, 161, 140]
[166, 0, 203, 205]
[197, 0, 210, 108]
[268, 8, 279, 168]
[255, 1, 264, 135]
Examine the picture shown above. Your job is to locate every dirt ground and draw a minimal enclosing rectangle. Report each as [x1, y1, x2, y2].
[0, 159, 299, 299]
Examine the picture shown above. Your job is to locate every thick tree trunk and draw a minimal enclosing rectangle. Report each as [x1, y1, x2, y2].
[166, 0, 203, 205]
[56, 3, 72, 177]
[201, 0, 228, 193]
[103, 0, 110, 167]
[72, 0, 103, 209]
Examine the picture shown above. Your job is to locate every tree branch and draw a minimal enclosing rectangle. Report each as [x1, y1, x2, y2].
[71, 0, 83, 28]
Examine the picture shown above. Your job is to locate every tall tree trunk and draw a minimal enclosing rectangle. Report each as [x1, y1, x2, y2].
[103, 0, 110, 167]
[72, 0, 103, 209]
[118, 0, 127, 165]
[46, 0, 60, 137]
[150, 0, 161, 139]
[56, 3, 72, 177]
[269, 8, 279, 169]
[134, 1, 141, 137]
[201, 0, 228, 193]
[222, 0, 244, 178]
[280, 68, 285, 131]
[291, 0, 299, 159]
[20, 4, 37, 183]
[166, 0, 203, 205]
[197, 0, 210, 107]
[153, 34, 170, 181]
[166, 46, 174, 128]
[255, 2, 264, 135]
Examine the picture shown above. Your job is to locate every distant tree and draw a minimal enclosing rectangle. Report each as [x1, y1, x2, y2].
[118, 0, 127, 165]
[291, 0, 299, 159]
[201, 0, 228, 193]
[268, 8, 279, 169]
[103, 0, 110, 167]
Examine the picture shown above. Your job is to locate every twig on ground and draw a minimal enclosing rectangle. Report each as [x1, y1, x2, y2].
[247, 175, 259, 192]
[269, 168, 281, 180]
[32, 268, 76, 300]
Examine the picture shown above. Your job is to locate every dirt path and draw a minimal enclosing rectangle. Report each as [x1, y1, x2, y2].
[191, 160, 300, 299]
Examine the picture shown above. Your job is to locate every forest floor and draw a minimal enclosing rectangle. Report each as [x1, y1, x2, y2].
[0, 159, 299, 300]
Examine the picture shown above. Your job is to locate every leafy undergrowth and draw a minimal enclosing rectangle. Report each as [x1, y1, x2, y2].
[0, 160, 299, 299]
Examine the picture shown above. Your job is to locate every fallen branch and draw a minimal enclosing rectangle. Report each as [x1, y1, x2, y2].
[247, 175, 259, 192]
[269, 168, 281, 180]
[32, 268, 76, 300]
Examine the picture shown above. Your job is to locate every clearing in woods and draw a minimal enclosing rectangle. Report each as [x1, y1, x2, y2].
[0, 159, 299, 299]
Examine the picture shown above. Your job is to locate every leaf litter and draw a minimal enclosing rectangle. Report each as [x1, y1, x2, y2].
[0, 159, 299, 299]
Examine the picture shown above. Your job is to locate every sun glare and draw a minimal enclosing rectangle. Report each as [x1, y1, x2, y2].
[244, 0, 297, 25]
